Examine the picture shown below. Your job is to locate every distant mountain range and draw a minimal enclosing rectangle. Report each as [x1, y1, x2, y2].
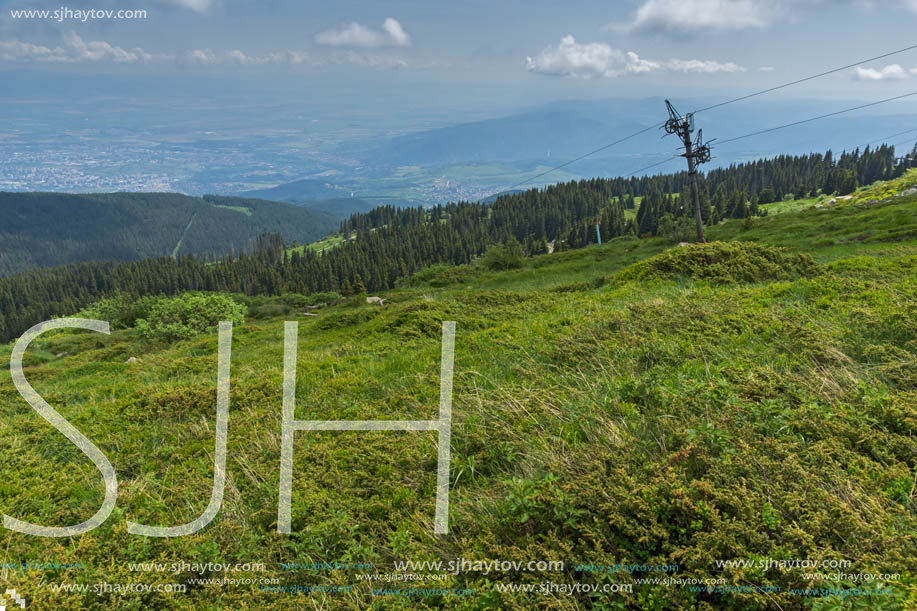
[362, 106, 647, 166]
[239, 98, 917, 205]
[0, 192, 339, 277]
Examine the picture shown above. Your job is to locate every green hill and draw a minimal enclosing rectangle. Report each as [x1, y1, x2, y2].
[0, 192, 340, 276]
[0, 185, 914, 609]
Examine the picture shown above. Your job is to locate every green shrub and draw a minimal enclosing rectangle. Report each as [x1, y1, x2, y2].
[405, 264, 479, 287]
[613, 241, 821, 284]
[314, 307, 380, 330]
[656, 213, 695, 244]
[481, 238, 524, 271]
[277, 292, 342, 308]
[305, 291, 343, 306]
[247, 302, 293, 320]
[80, 293, 162, 330]
[134, 293, 246, 341]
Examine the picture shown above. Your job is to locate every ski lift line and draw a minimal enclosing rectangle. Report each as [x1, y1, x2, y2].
[625, 156, 681, 178]
[867, 126, 917, 147]
[892, 135, 917, 147]
[494, 122, 664, 194]
[714, 92, 917, 147]
[691, 43, 917, 115]
[484, 43, 917, 199]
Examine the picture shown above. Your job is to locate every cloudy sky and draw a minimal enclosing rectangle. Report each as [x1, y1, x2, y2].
[1, 0, 916, 110]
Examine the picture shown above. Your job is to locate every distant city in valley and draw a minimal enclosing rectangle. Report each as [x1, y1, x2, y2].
[2, 78, 913, 205]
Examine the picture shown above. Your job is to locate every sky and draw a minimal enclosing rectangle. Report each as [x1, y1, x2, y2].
[1, 0, 916, 199]
[1, 0, 916, 107]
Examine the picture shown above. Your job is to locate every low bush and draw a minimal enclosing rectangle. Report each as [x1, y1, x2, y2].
[613, 241, 821, 284]
[278, 292, 343, 307]
[405, 264, 480, 287]
[134, 293, 246, 341]
[80, 293, 162, 330]
[481, 239, 524, 271]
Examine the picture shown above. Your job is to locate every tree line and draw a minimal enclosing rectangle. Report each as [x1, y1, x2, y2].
[0, 143, 911, 343]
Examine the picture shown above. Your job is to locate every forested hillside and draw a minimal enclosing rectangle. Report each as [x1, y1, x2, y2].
[0, 192, 339, 277]
[0, 144, 912, 344]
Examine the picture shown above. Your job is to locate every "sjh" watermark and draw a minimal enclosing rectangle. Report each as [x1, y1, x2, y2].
[5, 319, 456, 538]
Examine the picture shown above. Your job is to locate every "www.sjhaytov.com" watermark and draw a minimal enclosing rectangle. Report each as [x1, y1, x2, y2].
[9, 8, 147, 21]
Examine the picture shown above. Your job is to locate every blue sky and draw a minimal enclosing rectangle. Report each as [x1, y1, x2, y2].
[1, 0, 916, 106]
[0, 0, 915, 196]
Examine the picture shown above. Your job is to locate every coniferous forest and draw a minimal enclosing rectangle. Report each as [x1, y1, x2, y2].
[0, 192, 340, 277]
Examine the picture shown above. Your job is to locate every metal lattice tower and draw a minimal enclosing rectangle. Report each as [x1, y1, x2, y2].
[664, 100, 714, 242]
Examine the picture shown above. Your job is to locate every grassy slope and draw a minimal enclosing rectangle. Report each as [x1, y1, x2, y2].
[0, 188, 915, 610]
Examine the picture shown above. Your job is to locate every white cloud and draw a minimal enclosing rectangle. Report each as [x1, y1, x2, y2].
[526, 36, 744, 78]
[759, 66, 775, 71]
[64, 31, 149, 63]
[263, 50, 312, 65]
[158, 0, 214, 13]
[184, 48, 315, 66]
[0, 32, 406, 69]
[525, 35, 626, 78]
[614, 0, 917, 33]
[0, 32, 168, 63]
[185, 49, 216, 64]
[0, 40, 68, 62]
[328, 51, 408, 69]
[624, 51, 661, 74]
[315, 17, 411, 48]
[616, 0, 775, 33]
[852, 64, 909, 81]
[666, 58, 745, 73]
[181, 48, 404, 68]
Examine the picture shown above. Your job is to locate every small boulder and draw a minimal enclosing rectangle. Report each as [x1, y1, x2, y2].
[125, 357, 138, 364]
[366, 296, 385, 305]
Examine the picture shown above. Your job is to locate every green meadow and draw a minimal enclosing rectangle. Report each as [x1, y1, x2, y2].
[0, 182, 915, 609]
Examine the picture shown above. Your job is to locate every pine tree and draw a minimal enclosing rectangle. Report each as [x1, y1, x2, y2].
[352, 273, 366, 296]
